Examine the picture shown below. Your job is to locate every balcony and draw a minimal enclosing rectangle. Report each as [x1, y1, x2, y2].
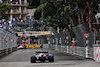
[5, 10, 28, 15]
[3, 1, 29, 7]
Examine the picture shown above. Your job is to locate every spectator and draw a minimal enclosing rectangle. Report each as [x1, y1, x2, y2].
[17, 18, 19, 21]
[9, 20, 12, 28]
[16, 1, 18, 4]
[13, 18, 15, 21]
[1, 21, 4, 26]
[21, 18, 23, 22]
[21, 0, 23, 4]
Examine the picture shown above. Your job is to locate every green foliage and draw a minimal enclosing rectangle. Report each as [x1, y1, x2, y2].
[0, 3, 12, 16]
[29, 0, 48, 9]
[34, 3, 47, 20]
[34, 0, 99, 30]
[29, 0, 40, 8]
[40, 0, 47, 4]
[41, 2, 56, 20]
[34, 0, 70, 28]
[52, 0, 63, 8]
[64, 6, 70, 12]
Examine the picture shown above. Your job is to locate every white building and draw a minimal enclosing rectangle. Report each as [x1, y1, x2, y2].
[3, 0, 28, 21]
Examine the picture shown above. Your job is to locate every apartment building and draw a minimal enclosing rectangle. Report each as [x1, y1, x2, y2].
[3, 0, 28, 21]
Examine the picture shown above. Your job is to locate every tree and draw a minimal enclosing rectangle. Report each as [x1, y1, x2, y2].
[0, 3, 12, 17]
[34, 0, 100, 31]
[34, 0, 74, 29]
[39, 0, 47, 4]
[34, 3, 47, 20]
[61, 0, 99, 30]
[28, 0, 48, 8]
[28, 0, 40, 8]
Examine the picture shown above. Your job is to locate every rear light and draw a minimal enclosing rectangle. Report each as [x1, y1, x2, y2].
[43, 54, 45, 56]
[39, 54, 46, 57]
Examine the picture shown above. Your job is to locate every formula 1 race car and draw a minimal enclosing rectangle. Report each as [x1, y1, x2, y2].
[17, 45, 27, 49]
[30, 51, 54, 63]
[17, 45, 24, 49]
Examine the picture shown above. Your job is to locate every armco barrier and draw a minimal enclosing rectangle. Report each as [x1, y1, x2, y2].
[8, 48, 12, 54]
[50, 45, 94, 59]
[88, 47, 93, 59]
[12, 47, 18, 52]
[0, 49, 6, 58]
[61, 46, 67, 52]
[0, 28, 18, 59]
[0, 47, 17, 59]
[50, 44, 55, 49]
[75, 47, 86, 57]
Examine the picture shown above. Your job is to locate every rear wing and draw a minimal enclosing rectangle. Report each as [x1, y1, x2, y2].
[36, 51, 48, 53]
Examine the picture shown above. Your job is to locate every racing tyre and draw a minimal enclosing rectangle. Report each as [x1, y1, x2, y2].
[31, 56, 36, 63]
[49, 56, 54, 62]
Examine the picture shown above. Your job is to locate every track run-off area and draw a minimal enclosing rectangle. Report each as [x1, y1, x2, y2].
[0, 48, 100, 67]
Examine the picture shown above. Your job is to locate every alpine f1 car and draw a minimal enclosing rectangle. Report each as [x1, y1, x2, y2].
[17, 45, 24, 49]
[17, 45, 27, 49]
[30, 51, 54, 63]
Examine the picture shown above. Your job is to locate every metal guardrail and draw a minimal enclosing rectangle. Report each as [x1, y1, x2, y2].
[0, 28, 18, 58]
[0, 47, 17, 59]
[50, 45, 93, 59]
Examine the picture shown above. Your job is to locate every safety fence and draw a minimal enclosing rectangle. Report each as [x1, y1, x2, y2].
[50, 23, 95, 59]
[0, 28, 17, 58]
[73, 23, 95, 47]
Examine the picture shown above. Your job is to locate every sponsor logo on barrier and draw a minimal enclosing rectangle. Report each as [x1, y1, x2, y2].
[94, 47, 100, 62]
[17, 44, 42, 49]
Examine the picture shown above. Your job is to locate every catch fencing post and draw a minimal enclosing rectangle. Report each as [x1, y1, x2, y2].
[66, 35, 69, 53]
[56, 38, 58, 50]
[84, 33, 89, 58]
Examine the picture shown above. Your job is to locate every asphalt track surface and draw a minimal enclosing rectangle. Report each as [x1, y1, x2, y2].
[0, 48, 100, 67]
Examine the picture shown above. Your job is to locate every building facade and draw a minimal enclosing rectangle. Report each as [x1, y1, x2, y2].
[3, 0, 28, 21]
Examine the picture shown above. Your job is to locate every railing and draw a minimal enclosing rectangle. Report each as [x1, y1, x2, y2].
[6, 10, 28, 14]
[0, 28, 18, 59]
[3, 1, 19, 4]
[21, 2, 29, 5]
[11, 10, 20, 13]
[3, 1, 28, 5]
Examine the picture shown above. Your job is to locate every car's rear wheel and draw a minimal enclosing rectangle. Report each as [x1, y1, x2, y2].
[31, 56, 36, 63]
[48, 56, 54, 62]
